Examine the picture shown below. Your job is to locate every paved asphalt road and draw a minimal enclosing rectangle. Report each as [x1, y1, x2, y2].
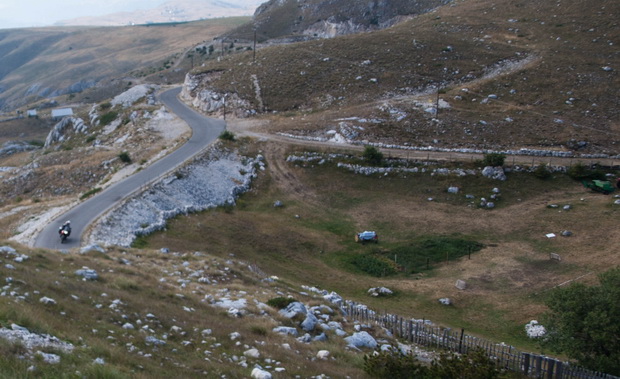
[34, 87, 225, 250]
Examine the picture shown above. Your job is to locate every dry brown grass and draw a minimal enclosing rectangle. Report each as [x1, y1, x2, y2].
[140, 137, 620, 349]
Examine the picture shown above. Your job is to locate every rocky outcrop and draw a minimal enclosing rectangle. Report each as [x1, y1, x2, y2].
[44, 117, 89, 148]
[88, 145, 264, 247]
[181, 72, 254, 117]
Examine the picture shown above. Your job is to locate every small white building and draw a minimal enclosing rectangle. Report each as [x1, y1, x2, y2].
[51, 108, 73, 119]
[27, 109, 37, 117]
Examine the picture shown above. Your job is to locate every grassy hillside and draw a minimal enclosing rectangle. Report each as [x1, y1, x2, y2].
[140, 138, 620, 351]
[192, 0, 619, 155]
[0, 244, 371, 378]
[0, 18, 249, 111]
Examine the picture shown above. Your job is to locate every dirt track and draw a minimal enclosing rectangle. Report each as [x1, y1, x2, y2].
[227, 118, 619, 167]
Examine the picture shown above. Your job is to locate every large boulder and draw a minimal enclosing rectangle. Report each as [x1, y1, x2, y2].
[345, 331, 377, 349]
[279, 302, 307, 318]
[482, 166, 507, 181]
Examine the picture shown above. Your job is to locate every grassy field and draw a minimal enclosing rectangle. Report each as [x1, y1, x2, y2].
[139, 139, 620, 351]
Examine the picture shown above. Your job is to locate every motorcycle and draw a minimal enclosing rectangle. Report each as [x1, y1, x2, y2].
[59, 229, 70, 243]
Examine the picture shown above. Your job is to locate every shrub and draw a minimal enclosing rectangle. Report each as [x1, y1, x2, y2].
[363, 146, 383, 166]
[351, 254, 397, 277]
[219, 130, 235, 141]
[364, 349, 429, 378]
[364, 347, 519, 379]
[567, 163, 606, 181]
[118, 151, 131, 164]
[532, 164, 552, 180]
[482, 153, 506, 167]
[266, 297, 296, 309]
[100, 111, 118, 126]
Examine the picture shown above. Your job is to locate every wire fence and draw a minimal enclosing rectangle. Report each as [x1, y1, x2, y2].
[345, 301, 618, 379]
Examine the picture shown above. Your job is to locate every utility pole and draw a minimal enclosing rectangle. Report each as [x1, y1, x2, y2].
[253, 30, 257, 62]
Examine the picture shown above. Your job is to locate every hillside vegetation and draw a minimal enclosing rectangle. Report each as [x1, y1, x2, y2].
[190, 0, 619, 155]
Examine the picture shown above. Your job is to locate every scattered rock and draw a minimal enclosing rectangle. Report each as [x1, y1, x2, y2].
[273, 200, 284, 208]
[244, 348, 260, 359]
[482, 166, 506, 181]
[39, 297, 57, 305]
[251, 367, 272, 379]
[317, 350, 330, 359]
[75, 267, 99, 280]
[367, 287, 393, 297]
[80, 244, 106, 254]
[438, 298, 452, 306]
[345, 331, 377, 349]
[279, 302, 307, 318]
[447, 186, 459, 194]
[525, 320, 546, 338]
[561, 230, 573, 237]
[272, 326, 298, 336]
[36, 351, 61, 364]
[455, 280, 467, 290]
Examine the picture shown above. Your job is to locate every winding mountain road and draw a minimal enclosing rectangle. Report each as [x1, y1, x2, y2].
[33, 87, 225, 250]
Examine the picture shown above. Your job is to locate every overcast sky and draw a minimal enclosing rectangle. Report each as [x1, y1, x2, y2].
[0, 0, 169, 29]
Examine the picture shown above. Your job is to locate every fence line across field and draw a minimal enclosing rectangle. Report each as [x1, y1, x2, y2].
[344, 301, 618, 379]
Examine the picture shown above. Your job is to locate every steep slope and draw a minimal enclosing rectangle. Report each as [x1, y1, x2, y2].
[224, 0, 453, 41]
[185, 0, 620, 155]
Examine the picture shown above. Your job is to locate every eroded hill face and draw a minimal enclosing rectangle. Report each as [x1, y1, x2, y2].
[187, 0, 620, 155]
[226, 0, 452, 41]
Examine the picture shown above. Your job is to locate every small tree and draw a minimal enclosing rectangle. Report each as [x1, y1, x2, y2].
[542, 267, 620, 375]
[118, 151, 131, 164]
[533, 164, 552, 180]
[363, 145, 383, 166]
[218, 130, 235, 141]
[482, 153, 506, 167]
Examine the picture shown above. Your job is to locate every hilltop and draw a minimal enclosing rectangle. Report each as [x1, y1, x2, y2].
[186, 0, 619, 155]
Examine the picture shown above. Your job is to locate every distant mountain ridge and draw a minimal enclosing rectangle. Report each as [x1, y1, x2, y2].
[55, 0, 264, 27]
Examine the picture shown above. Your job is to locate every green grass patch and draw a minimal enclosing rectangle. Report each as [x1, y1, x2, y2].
[385, 236, 484, 274]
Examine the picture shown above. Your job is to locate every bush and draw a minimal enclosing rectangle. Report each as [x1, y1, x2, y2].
[351, 254, 397, 277]
[482, 153, 506, 167]
[364, 348, 517, 379]
[364, 349, 429, 378]
[266, 297, 296, 309]
[532, 164, 552, 180]
[219, 130, 235, 141]
[363, 146, 383, 165]
[567, 163, 606, 181]
[100, 111, 118, 126]
[118, 151, 131, 164]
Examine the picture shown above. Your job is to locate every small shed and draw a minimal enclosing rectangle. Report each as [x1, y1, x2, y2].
[51, 108, 73, 119]
[27, 109, 37, 117]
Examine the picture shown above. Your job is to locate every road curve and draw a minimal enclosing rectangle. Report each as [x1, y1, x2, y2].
[34, 87, 225, 250]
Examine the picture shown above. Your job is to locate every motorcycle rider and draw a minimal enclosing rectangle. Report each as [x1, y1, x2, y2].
[59, 220, 71, 237]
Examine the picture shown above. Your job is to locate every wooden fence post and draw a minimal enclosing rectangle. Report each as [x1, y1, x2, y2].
[555, 360, 563, 379]
[547, 358, 555, 379]
[458, 328, 465, 353]
[523, 353, 530, 376]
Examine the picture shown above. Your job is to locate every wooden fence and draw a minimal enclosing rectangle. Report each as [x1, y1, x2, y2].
[345, 301, 618, 379]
